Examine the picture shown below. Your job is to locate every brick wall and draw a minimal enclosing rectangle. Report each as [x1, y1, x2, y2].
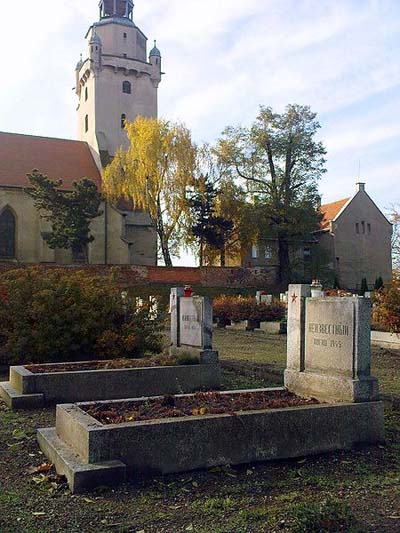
[0, 263, 278, 289]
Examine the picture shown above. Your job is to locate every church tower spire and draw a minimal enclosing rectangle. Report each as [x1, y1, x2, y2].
[76, 1, 162, 161]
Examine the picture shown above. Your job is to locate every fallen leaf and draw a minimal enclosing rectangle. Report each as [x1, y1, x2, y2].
[27, 463, 53, 475]
[192, 481, 198, 488]
[83, 497, 96, 504]
[199, 407, 207, 415]
[186, 526, 194, 532]
[297, 459, 306, 464]
[12, 429, 28, 441]
[32, 512, 46, 517]
[246, 469, 254, 476]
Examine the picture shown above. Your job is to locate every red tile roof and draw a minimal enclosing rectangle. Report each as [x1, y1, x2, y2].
[320, 198, 350, 230]
[0, 132, 103, 191]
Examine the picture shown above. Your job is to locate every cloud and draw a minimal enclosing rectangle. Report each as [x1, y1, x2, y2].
[0, 0, 399, 229]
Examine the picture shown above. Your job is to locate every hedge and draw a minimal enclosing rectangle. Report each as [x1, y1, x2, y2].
[0, 268, 163, 365]
[213, 295, 286, 323]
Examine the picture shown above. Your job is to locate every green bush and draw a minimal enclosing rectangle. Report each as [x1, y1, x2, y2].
[0, 268, 163, 365]
[213, 295, 285, 323]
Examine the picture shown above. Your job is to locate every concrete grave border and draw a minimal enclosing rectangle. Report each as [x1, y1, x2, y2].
[0, 361, 221, 410]
[37, 388, 385, 493]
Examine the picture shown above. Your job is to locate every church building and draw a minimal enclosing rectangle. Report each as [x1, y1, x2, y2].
[0, 0, 160, 266]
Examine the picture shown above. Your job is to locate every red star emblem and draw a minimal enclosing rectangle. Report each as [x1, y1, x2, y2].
[291, 293, 298, 303]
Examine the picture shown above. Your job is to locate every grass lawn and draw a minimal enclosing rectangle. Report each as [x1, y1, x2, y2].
[0, 397, 399, 532]
[214, 329, 400, 396]
[0, 330, 399, 532]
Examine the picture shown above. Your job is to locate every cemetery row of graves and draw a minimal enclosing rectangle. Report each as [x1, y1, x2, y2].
[0, 267, 399, 531]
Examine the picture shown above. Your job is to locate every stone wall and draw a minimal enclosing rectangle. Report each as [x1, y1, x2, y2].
[0, 263, 277, 289]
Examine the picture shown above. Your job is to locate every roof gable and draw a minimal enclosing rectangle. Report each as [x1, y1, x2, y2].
[320, 198, 351, 230]
[0, 132, 103, 191]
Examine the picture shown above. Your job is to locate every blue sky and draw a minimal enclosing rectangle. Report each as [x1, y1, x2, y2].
[0, 0, 399, 254]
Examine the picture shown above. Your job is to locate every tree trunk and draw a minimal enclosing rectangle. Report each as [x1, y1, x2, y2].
[160, 239, 173, 267]
[278, 235, 290, 286]
[220, 246, 226, 267]
[199, 238, 204, 268]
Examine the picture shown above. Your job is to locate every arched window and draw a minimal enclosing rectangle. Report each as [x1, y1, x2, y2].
[0, 208, 16, 258]
[85, 114, 89, 132]
[121, 114, 127, 129]
[85, 87, 88, 101]
[122, 81, 131, 94]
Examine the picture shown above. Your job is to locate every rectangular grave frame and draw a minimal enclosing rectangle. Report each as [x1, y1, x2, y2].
[37, 389, 385, 493]
[0, 360, 221, 410]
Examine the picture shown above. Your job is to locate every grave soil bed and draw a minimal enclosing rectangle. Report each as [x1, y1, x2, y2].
[83, 389, 319, 425]
[25, 355, 189, 374]
[0, 358, 220, 410]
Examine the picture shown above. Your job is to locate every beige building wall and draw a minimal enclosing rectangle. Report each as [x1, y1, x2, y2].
[318, 185, 392, 289]
[0, 188, 156, 266]
[76, 17, 161, 157]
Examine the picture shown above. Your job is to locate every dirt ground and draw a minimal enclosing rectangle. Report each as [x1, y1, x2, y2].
[0, 330, 399, 532]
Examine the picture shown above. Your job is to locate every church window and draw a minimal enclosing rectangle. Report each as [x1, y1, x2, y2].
[123, 32, 127, 39]
[361, 221, 365, 234]
[85, 87, 88, 101]
[121, 114, 127, 129]
[0, 208, 16, 258]
[85, 114, 89, 132]
[122, 81, 131, 94]
[368, 223, 371, 234]
[356, 223, 359, 234]
[123, 53, 127, 58]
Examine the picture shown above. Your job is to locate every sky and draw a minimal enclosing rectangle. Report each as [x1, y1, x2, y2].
[0, 0, 399, 263]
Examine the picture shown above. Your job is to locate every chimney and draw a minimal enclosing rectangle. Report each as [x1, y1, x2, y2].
[356, 182, 366, 192]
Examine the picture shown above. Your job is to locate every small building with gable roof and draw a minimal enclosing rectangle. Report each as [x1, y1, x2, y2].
[316, 182, 392, 289]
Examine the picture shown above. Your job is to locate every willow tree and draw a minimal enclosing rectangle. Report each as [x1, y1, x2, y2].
[217, 104, 326, 284]
[103, 117, 196, 266]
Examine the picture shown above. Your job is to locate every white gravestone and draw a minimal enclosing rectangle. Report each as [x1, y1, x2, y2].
[180, 298, 203, 348]
[285, 285, 379, 403]
[256, 292, 273, 305]
[170, 289, 219, 364]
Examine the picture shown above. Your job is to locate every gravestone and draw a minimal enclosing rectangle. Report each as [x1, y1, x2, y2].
[285, 284, 379, 403]
[256, 292, 273, 305]
[170, 289, 219, 364]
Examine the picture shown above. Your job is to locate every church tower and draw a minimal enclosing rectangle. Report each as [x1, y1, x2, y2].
[76, 0, 162, 161]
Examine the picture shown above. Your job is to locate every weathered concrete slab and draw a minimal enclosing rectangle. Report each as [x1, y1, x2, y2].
[2, 363, 221, 410]
[37, 428, 126, 493]
[258, 322, 281, 334]
[285, 287, 379, 403]
[38, 389, 385, 493]
[0, 381, 44, 410]
[371, 331, 400, 349]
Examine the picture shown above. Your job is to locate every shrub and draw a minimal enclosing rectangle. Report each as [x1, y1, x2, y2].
[374, 276, 384, 291]
[213, 295, 285, 323]
[372, 274, 400, 333]
[0, 268, 163, 365]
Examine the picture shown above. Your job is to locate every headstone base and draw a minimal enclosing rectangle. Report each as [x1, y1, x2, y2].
[171, 346, 219, 364]
[284, 369, 380, 403]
